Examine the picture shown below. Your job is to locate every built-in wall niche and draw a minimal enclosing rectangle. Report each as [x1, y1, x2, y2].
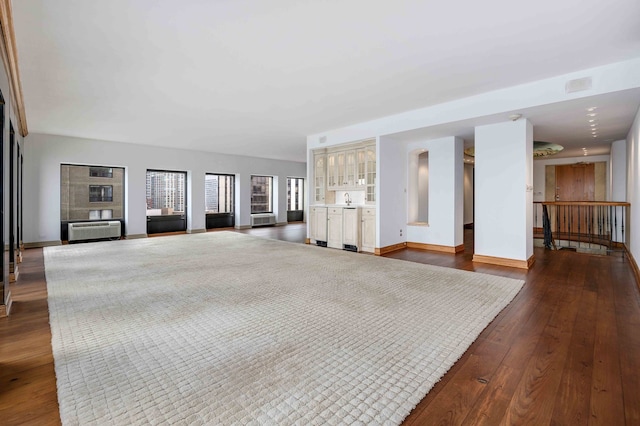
[408, 150, 429, 225]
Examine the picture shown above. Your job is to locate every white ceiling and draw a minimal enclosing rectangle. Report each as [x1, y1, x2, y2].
[12, 0, 640, 163]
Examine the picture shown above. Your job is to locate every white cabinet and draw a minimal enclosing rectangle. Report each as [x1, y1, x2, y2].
[313, 154, 326, 204]
[361, 207, 376, 253]
[313, 140, 375, 192]
[326, 152, 337, 189]
[343, 207, 361, 249]
[356, 148, 366, 187]
[327, 207, 343, 249]
[325, 148, 360, 189]
[365, 146, 376, 203]
[309, 206, 327, 243]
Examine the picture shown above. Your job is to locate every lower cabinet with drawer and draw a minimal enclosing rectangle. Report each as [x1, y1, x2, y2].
[360, 208, 376, 253]
[342, 207, 361, 251]
[327, 207, 344, 249]
[311, 205, 376, 253]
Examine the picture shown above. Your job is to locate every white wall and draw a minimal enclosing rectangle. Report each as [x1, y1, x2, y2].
[378, 136, 406, 248]
[464, 164, 474, 225]
[475, 120, 533, 262]
[23, 133, 306, 244]
[406, 137, 463, 248]
[627, 106, 640, 262]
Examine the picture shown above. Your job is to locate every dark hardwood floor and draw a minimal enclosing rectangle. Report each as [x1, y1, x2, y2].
[1, 223, 639, 425]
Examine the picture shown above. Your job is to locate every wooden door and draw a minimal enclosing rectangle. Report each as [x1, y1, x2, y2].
[555, 163, 595, 201]
[555, 164, 595, 236]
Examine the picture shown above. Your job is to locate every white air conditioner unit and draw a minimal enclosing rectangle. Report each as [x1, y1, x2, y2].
[68, 221, 121, 242]
[250, 213, 276, 227]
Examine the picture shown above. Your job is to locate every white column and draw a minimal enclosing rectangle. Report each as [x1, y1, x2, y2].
[611, 139, 627, 201]
[187, 169, 206, 232]
[474, 120, 533, 268]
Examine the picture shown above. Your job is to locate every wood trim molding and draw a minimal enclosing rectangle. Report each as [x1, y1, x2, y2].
[186, 228, 206, 234]
[0, 290, 11, 317]
[473, 254, 535, 269]
[375, 242, 407, 255]
[124, 234, 147, 240]
[305, 238, 311, 244]
[624, 246, 640, 295]
[0, 0, 28, 136]
[24, 240, 63, 248]
[407, 242, 464, 254]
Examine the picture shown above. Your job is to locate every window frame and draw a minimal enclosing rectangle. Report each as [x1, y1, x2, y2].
[89, 185, 114, 202]
[287, 177, 304, 212]
[145, 169, 188, 217]
[205, 173, 235, 214]
[89, 167, 113, 178]
[250, 175, 273, 214]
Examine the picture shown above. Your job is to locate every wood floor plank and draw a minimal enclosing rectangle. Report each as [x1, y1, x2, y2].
[611, 257, 640, 424]
[500, 282, 580, 423]
[589, 257, 625, 425]
[403, 339, 511, 425]
[549, 286, 597, 425]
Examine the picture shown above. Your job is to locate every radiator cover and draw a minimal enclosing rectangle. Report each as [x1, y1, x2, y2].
[68, 221, 121, 242]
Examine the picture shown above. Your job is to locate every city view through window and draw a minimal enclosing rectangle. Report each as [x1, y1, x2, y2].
[205, 174, 234, 214]
[287, 177, 303, 211]
[251, 176, 272, 213]
[146, 170, 186, 216]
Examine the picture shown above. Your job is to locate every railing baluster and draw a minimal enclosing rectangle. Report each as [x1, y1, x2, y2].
[538, 202, 630, 256]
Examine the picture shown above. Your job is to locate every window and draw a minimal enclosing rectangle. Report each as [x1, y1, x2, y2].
[205, 174, 234, 213]
[89, 185, 113, 202]
[89, 167, 113, 178]
[251, 175, 272, 213]
[61, 164, 124, 223]
[146, 170, 186, 216]
[90, 209, 113, 220]
[287, 178, 303, 211]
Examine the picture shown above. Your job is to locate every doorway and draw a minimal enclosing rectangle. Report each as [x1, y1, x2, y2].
[554, 163, 595, 201]
[550, 163, 605, 236]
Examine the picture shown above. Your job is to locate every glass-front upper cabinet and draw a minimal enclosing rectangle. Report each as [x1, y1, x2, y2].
[314, 153, 326, 203]
[365, 145, 376, 203]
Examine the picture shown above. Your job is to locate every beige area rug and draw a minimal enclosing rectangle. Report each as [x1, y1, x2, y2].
[45, 231, 523, 425]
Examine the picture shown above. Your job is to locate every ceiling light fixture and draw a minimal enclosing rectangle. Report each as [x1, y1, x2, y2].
[589, 119, 596, 123]
[508, 113, 522, 121]
[587, 113, 597, 117]
[587, 107, 597, 112]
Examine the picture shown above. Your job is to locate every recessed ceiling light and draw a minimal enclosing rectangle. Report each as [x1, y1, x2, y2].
[590, 123, 597, 127]
[587, 113, 598, 117]
[592, 135, 598, 138]
[589, 119, 596, 123]
[587, 107, 597, 112]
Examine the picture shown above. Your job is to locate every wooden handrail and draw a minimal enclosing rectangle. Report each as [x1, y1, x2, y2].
[537, 201, 630, 207]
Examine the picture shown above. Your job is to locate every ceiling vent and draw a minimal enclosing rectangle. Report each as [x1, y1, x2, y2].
[565, 77, 592, 94]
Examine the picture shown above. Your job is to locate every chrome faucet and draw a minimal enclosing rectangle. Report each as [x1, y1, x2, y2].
[344, 193, 352, 205]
